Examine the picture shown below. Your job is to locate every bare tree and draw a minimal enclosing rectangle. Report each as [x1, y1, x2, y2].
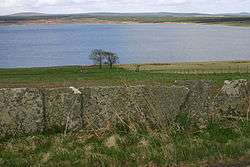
[89, 49, 105, 69]
[104, 51, 119, 69]
[89, 49, 119, 69]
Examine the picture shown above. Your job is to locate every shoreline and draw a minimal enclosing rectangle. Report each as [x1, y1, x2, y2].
[0, 19, 250, 28]
[1, 60, 250, 70]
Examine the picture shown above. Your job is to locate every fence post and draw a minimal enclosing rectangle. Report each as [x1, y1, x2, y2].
[135, 65, 140, 72]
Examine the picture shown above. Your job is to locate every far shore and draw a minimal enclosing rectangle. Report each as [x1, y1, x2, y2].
[1, 18, 250, 27]
[0, 19, 202, 26]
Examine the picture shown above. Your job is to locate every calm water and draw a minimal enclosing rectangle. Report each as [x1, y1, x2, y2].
[0, 23, 250, 68]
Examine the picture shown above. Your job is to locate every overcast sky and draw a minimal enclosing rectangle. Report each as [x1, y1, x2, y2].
[1, 0, 250, 15]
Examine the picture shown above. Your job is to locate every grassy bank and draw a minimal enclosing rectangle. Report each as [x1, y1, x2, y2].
[1, 114, 250, 166]
[0, 61, 250, 88]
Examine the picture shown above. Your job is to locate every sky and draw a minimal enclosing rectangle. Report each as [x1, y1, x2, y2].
[1, 0, 250, 15]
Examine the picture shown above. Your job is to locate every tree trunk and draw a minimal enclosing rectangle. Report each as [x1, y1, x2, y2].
[99, 60, 102, 69]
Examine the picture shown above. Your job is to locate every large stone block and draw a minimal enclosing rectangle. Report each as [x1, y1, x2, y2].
[174, 80, 215, 127]
[80, 86, 189, 131]
[213, 79, 249, 117]
[0, 88, 44, 138]
[43, 87, 82, 132]
[175, 80, 214, 114]
[125, 86, 189, 128]
[79, 86, 133, 130]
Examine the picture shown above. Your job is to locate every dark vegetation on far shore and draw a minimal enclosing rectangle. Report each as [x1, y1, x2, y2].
[95, 16, 250, 26]
[1, 13, 250, 27]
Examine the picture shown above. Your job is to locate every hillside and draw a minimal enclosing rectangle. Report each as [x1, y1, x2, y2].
[6, 12, 250, 17]
[9, 12, 46, 17]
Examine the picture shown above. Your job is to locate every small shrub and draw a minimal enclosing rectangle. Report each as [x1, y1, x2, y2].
[240, 121, 250, 137]
[205, 121, 239, 143]
[174, 112, 192, 133]
[114, 122, 130, 136]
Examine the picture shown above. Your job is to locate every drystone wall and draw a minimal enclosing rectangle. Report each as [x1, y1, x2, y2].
[0, 80, 249, 138]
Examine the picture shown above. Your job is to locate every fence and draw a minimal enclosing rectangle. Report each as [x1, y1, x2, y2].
[137, 65, 250, 74]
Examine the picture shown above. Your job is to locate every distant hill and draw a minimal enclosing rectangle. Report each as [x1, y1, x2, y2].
[9, 12, 46, 17]
[78, 12, 212, 17]
[223, 12, 250, 16]
[82, 12, 250, 17]
[5, 12, 250, 18]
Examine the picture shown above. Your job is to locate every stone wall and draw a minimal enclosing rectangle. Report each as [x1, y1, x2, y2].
[0, 80, 249, 138]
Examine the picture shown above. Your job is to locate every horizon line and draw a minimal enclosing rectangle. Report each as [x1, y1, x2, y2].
[2, 11, 250, 16]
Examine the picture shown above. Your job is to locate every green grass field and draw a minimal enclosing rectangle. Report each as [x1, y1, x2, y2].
[0, 61, 250, 88]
